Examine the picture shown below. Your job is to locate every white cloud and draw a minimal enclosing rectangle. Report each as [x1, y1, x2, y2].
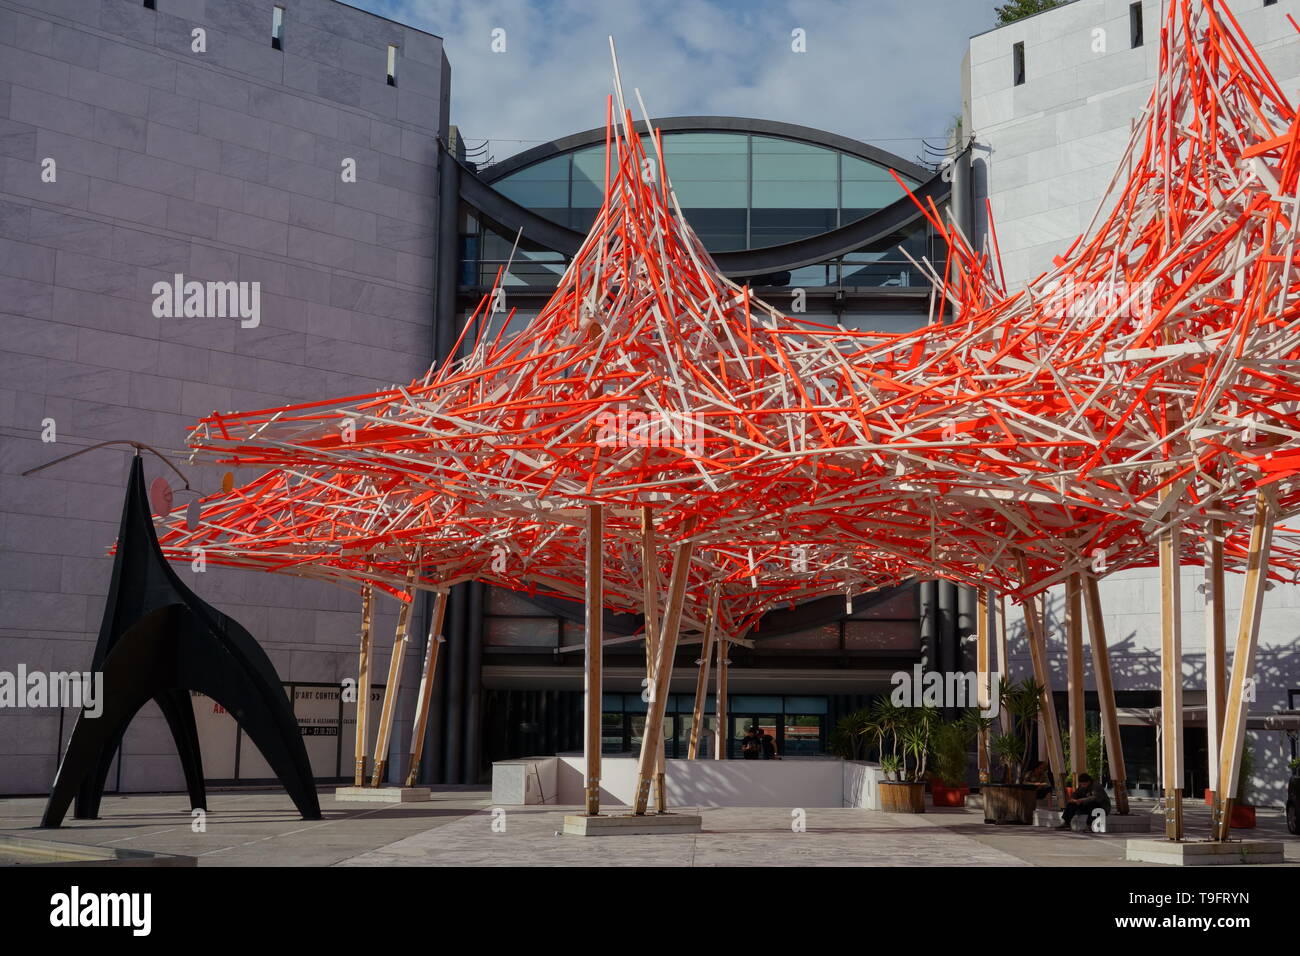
[358, 0, 1002, 164]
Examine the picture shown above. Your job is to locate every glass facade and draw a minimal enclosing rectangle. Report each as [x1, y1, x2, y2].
[489, 131, 922, 253]
[600, 694, 830, 758]
[464, 128, 948, 301]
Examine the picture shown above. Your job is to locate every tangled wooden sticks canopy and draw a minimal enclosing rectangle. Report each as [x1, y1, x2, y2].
[161, 0, 1300, 627]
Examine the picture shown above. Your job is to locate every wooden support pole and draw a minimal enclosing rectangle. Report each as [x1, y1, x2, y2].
[370, 569, 417, 787]
[714, 634, 729, 760]
[353, 581, 374, 787]
[639, 506, 667, 809]
[1214, 490, 1275, 841]
[976, 583, 990, 783]
[634, 528, 695, 814]
[1204, 517, 1227, 817]
[1066, 574, 1086, 783]
[996, 593, 1012, 735]
[584, 504, 605, 817]
[403, 589, 448, 787]
[1159, 491, 1184, 840]
[1083, 575, 1129, 814]
[1016, 555, 1067, 809]
[688, 588, 718, 759]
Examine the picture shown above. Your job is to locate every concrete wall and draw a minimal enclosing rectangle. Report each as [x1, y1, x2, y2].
[0, 0, 448, 794]
[965, 0, 1300, 807]
[967, 0, 1300, 288]
[553, 754, 851, 808]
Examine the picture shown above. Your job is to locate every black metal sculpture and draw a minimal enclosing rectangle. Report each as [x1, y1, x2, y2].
[41, 454, 321, 826]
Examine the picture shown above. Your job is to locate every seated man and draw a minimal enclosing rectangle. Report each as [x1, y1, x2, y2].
[1055, 773, 1111, 830]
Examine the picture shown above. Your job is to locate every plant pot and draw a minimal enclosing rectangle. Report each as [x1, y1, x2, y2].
[880, 780, 926, 813]
[931, 783, 969, 807]
[982, 783, 1038, 825]
[1230, 804, 1255, 829]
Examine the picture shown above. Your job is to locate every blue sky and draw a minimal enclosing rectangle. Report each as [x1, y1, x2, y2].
[347, 0, 1005, 164]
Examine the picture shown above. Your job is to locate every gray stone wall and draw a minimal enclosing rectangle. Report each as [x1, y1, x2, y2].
[0, 0, 448, 794]
[965, 0, 1300, 804]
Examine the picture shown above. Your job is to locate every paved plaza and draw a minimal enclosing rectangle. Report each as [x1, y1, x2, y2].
[2, 791, 1295, 867]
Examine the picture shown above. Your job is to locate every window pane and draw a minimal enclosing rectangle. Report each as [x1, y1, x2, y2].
[731, 695, 783, 712]
[751, 207, 837, 245]
[679, 207, 747, 251]
[499, 154, 568, 182]
[784, 696, 828, 715]
[784, 715, 823, 755]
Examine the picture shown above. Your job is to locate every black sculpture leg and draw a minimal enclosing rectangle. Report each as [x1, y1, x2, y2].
[73, 726, 125, 820]
[42, 653, 162, 828]
[184, 632, 320, 821]
[156, 689, 208, 812]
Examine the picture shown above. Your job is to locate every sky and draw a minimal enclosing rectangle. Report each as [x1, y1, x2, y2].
[352, 0, 1006, 165]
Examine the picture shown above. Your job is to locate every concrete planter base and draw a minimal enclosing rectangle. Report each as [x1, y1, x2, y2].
[1125, 838, 1284, 866]
[334, 786, 432, 803]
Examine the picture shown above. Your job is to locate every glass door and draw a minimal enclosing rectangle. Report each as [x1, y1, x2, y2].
[731, 715, 780, 759]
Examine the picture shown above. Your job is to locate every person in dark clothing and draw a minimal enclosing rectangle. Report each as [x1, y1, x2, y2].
[740, 726, 761, 760]
[1056, 773, 1110, 830]
[1023, 760, 1051, 799]
[759, 728, 779, 760]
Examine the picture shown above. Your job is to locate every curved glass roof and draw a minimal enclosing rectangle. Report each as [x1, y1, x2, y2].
[489, 131, 922, 253]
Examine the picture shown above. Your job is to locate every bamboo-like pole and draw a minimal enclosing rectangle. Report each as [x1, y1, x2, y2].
[688, 587, 718, 759]
[353, 581, 374, 787]
[1083, 575, 1129, 814]
[1214, 490, 1275, 841]
[584, 504, 605, 817]
[633, 529, 695, 814]
[403, 589, 448, 787]
[996, 593, 1012, 734]
[1016, 555, 1067, 808]
[370, 568, 418, 787]
[976, 583, 990, 783]
[1204, 517, 1227, 817]
[1066, 575, 1086, 782]
[638, 506, 666, 809]
[1159, 489, 1184, 840]
[714, 634, 729, 760]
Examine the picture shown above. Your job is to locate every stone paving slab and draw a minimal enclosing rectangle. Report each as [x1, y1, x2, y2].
[336, 805, 1033, 867]
[0, 790, 491, 867]
[2, 791, 1293, 867]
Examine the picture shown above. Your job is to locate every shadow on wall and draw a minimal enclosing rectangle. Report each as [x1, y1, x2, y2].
[978, 588, 1299, 807]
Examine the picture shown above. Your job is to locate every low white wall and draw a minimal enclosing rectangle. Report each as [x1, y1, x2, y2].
[842, 760, 884, 809]
[490, 756, 558, 805]
[543, 755, 849, 808]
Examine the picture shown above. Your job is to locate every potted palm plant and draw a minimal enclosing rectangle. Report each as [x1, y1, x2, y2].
[828, 708, 872, 761]
[982, 678, 1045, 824]
[877, 705, 935, 813]
[930, 719, 972, 806]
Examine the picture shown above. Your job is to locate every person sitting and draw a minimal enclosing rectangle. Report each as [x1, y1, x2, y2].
[1023, 760, 1051, 799]
[1055, 773, 1110, 830]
